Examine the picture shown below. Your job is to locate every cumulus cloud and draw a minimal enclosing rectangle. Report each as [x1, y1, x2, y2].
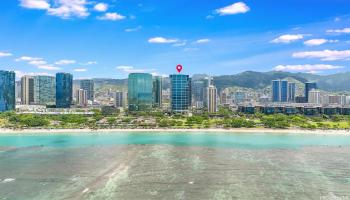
[55, 59, 76, 65]
[271, 34, 305, 43]
[173, 42, 187, 47]
[83, 61, 97, 65]
[116, 65, 146, 73]
[195, 39, 211, 44]
[273, 64, 343, 73]
[304, 39, 338, 46]
[15, 71, 51, 78]
[28, 60, 47, 65]
[125, 26, 142, 32]
[94, 3, 108, 12]
[37, 65, 61, 70]
[74, 68, 87, 72]
[0, 52, 13, 57]
[292, 50, 350, 61]
[148, 37, 179, 44]
[216, 2, 250, 15]
[15, 56, 43, 62]
[19, 0, 50, 10]
[97, 12, 126, 21]
[20, 0, 89, 19]
[326, 28, 350, 34]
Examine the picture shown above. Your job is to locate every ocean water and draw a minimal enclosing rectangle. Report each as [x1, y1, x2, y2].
[0, 131, 350, 200]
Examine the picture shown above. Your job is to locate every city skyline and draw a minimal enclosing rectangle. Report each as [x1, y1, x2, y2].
[0, 0, 349, 79]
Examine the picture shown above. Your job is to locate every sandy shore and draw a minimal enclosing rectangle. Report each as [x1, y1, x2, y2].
[1, 128, 350, 135]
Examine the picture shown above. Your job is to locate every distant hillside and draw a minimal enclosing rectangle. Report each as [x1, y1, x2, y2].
[213, 71, 350, 92]
[74, 71, 350, 93]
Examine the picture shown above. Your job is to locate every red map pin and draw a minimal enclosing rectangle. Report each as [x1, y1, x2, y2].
[176, 64, 183, 73]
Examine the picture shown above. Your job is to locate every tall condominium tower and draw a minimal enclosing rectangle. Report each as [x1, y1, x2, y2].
[128, 73, 153, 111]
[56, 73, 73, 108]
[114, 91, 126, 108]
[21, 75, 35, 105]
[288, 82, 296, 102]
[170, 74, 191, 112]
[206, 85, 218, 113]
[192, 79, 205, 108]
[305, 82, 317, 102]
[34, 75, 56, 105]
[272, 80, 288, 102]
[76, 89, 87, 107]
[80, 79, 94, 101]
[0, 70, 15, 112]
[152, 76, 162, 108]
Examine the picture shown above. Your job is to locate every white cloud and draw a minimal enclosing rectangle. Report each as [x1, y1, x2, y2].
[83, 61, 97, 65]
[173, 42, 187, 47]
[47, 0, 89, 19]
[125, 26, 142, 32]
[293, 50, 350, 61]
[55, 59, 76, 65]
[116, 65, 145, 73]
[216, 2, 250, 16]
[0, 52, 12, 57]
[304, 39, 338, 46]
[271, 34, 304, 43]
[15, 56, 43, 62]
[195, 39, 211, 44]
[28, 60, 47, 65]
[97, 12, 126, 21]
[148, 37, 179, 44]
[37, 65, 61, 70]
[19, 0, 50, 10]
[327, 28, 350, 34]
[206, 15, 214, 19]
[273, 64, 343, 73]
[94, 3, 108, 12]
[15, 71, 51, 78]
[74, 68, 87, 72]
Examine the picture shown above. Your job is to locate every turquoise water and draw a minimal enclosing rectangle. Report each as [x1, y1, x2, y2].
[1, 131, 350, 200]
[1, 132, 350, 148]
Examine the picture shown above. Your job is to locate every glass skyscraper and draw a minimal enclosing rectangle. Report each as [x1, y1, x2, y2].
[0, 70, 15, 112]
[21, 75, 35, 105]
[288, 82, 296, 102]
[128, 73, 153, 111]
[192, 79, 205, 106]
[34, 76, 56, 105]
[170, 74, 191, 112]
[153, 76, 162, 108]
[80, 79, 94, 101]
[272, 80, 288, 102]
[56, 73, 73, 108]
[305, 82, 317, 102]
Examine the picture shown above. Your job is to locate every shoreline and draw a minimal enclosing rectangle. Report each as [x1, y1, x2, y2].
[1, 128, 350, 135]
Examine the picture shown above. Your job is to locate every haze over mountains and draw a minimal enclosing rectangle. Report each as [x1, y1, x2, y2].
[76, 71, 350, 93]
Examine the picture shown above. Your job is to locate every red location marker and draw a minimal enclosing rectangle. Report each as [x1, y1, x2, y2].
[176, 64, 183, 73]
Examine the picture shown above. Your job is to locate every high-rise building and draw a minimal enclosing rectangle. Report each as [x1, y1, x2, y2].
[192, 79, 205, 108]
[153, 76, 162, 108]
[76, 89, 87, 107]
[15, 81, 21, 103]
[34, 76, 55, 105]
[56, 73, 73, 108]
[288, 82, 296, 102]
[305, 82, 317, 102]
[21, 75, 35, 105]
[80, 79, 94, 101]
[308, 89, 322, 104]
[128, 73, 153, 111]
[114, 91, 126, 108]
[206, 85, 218, 113]
[272, 80, 288, 102]
[0, 70, 15, 112]
[170, 74, 191, 112]
[233, 91, 247, 104]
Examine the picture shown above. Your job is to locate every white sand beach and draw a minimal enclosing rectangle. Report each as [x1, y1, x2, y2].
[1, 128, 350, 135]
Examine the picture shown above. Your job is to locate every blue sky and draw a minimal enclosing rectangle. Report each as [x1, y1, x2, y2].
[0, 0, 349, 79]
